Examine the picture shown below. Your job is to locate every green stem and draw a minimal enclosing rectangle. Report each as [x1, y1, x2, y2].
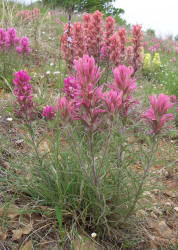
[124, 136, 157, 220]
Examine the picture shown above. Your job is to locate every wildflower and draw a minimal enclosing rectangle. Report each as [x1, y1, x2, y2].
[82, 13, 92, 54]
[42, 106, 55, 120]
[167, 48, 170, 54]
[72, 22, 86, 58]
[152, 53, 161, 69]
[16, 37, 31, 54]
[104, 89, 123, 114]
[74, 55, 103, 88]
[111, 65, 138, 116]
[13, 70, 31, 86]
[142, 94, 174, 134]
[7, 28, 19, 47]
[170, 95, 177, 103]
[88, 10, 103, 62]
[102, 16, 115, 59]
[91, 233, 97, 238]
[126, 46, 134, 66]
[13, 70, 34, 118]
[63, 76, 79, 99]
[175, 47, 178, 54]
[75, 84, 105, 130]
[100, 43, 108, 60]
[172, 57, 176, 63]
[143, 53, 151, 70]
[61, 23, 75, 70]
[55, 97, 73, 122]
[118, 28, 127, 63]
[6, 117, 13, 122]
[131, 25, 143, 74]
[109, 33, 121, 67]
[112, 65, 137, 97]
[0, 28, 8, 50]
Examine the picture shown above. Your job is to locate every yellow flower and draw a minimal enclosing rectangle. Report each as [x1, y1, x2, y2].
[143, 53, 151, 70]
[141, 47, 144, 58]
[152, 53, 161, 69]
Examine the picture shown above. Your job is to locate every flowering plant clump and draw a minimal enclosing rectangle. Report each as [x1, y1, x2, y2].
[61, 10, 143, 74]
[13, 70, 34, 119]
[6, 27, 19, 48]
[16, 36, 31, 54]
[152, 52, 161, 69]
[42, 106, 55, 120]
[0, 28, 8, 50]
[16, 8, 40, 22]
[11, 51, 175, 244]
[0, 27, 31, 53]
[0, 27, 32, 84]
[143, 53, 151, 70]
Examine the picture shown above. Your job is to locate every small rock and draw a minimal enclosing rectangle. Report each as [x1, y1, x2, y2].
[174, 207, 178, 212]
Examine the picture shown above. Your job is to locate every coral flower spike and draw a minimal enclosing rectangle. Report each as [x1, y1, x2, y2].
[143, 94, 174, 134]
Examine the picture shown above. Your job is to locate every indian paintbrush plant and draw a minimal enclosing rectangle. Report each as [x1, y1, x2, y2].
[0, 27, 31, 89]
[61, 10, 143, 76]
[11, 54, 175, 241]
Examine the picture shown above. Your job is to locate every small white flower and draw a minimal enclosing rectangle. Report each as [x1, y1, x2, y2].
[42, 31, 45, 34]
[53, 71, 60, 75]
[91, 232, 97, 238]
[49, 37, 52, 40]
[7, 117, 13, 122]
[50, 62, 54, 66]
[67, 36, 72, 43]
[46, 71, 51, 75]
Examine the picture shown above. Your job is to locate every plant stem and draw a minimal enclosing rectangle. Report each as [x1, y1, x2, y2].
[89, 129, 98, 186]
[97, 120, 113, 180]
[117, 124, 126, 189]
[25, 114, 42, 166]
[124, 136, 157, 220]
[66, 126, 93, 185]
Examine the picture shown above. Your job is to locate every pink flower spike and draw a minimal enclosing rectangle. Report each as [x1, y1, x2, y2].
[13, 70, 34, 118]
[13, 70, 31, 86]
[42, 106, 55, 120]
[16, 36, 31, 54]
[112, 65, 137, 96]
[142, 94, 175, 134]
[104, 90, 123, 114]
[63, 76, 80, 99]
[0, 28, 8, 50]
[74, 55, 103, 87]
[7, 28, 19, 47]
[170, 95, 177, 103]
[55, 97, 73, 122]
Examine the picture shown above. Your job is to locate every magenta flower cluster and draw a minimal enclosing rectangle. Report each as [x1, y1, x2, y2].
[13, 70, 34, 118]
[42, 55, 137, 128]
[142, 94, 174, 134]
[42, 55, 175, 135]
[16, 37, 31, 54]
[0, 27, 31, 54]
